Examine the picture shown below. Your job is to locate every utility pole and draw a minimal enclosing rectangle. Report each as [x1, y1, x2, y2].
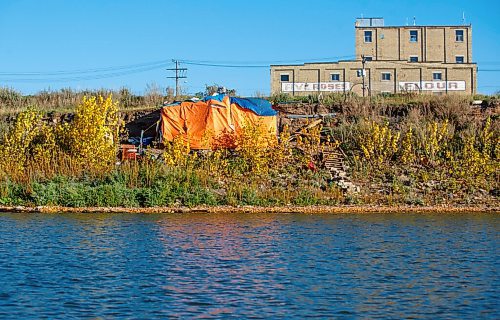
[167, 60, 187, 99]
[361, 55, 367, 98]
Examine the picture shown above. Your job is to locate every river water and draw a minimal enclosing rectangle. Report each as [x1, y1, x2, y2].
[0, 212, 498, 319]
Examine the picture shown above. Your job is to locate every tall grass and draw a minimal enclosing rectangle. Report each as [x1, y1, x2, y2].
[0, 85, 173, 116]
[0, 93, 498, 207]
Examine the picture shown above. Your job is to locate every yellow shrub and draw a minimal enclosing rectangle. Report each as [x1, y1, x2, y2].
[400, 127, 414, 164]
[163, 135, 191, 167]
[416, 120, 452, 164]
[480, 117, 497, 160]
[267, 124, 293, 170]
[455, 136, 490, 178]
[296, 124, 322, 159]
[234, 122, 277, 175]
[0, 108, 44, 178]
[59, 95, 120, 173]
[358, 121, 400, 165]
[452, 118, 498, 179]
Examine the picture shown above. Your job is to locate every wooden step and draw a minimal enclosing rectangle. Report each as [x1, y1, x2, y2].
[323, 150, 345, 171]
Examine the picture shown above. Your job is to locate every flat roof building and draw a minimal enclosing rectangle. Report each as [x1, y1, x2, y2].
[271, 18, 477, 96]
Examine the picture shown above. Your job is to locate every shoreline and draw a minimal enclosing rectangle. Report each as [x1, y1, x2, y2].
[1, 205, 498, 214]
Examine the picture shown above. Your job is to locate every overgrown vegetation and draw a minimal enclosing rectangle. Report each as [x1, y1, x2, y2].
[0, 95, 120, 183]
[0, 85, 168, 116]
[0, 92, 498, 207]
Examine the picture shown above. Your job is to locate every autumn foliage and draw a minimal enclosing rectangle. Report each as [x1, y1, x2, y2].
[0, 93, 498, 207]
[0, 95, 120, 182]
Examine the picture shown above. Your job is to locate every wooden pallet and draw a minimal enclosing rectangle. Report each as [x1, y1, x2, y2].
[322, 148, 345, 171]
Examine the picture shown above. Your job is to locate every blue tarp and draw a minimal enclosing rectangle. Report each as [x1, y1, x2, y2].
[165, 94, 277, 117]
[202, 94, 276, 116]
[202, 94, 226, 102]
[230, 97, 277, 116]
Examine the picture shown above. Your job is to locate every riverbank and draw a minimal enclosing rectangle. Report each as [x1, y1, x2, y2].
[1, 94, 498, 209]
[1, 204, 498, 214]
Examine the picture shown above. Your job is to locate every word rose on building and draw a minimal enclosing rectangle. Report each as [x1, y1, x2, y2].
[271, 17, 477, 96]
[282, 82, 351, 92]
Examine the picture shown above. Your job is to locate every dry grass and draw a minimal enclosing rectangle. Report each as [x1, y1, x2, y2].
[0, 86, 171, 116]
[0, 91, 498, 208]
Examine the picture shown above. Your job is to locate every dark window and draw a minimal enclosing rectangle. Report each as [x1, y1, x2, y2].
[409, 56, 419, 62]
[433, 72, 442, 80]
[456, 30, 464, 42]
[331, 73, 340, 81]
[382, 72, 391, 81]
[364, 56, 373, 61]
[410, 30, 418, 42]
[456, 56, 464, 63]
[364, 30, 372, 43]
[280, 74, 289, 82]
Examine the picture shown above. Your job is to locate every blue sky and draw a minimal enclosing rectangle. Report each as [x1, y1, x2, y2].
[0, 0, 499, 96]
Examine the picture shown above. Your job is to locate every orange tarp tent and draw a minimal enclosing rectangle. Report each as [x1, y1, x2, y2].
[160, 94, 277, 149]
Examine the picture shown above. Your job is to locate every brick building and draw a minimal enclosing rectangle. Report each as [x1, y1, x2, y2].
[271, 18, 477, 96]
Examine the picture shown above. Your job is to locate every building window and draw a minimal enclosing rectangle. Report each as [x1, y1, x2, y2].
[433, 72, 442, 80]
[364, 56, 373, 61]
[381, 72, 391, 81]
[456, 30, 464, 42]
[364, 30, 372, 43]
[410, 30, 418, 42]
[409, 56, 419, 62]
[456, 56, 464, 64]
[331, 73, 340, 81]
[280, 74, 290, 82]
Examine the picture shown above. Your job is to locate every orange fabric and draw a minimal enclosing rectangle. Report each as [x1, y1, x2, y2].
[160, 99, 277, 149]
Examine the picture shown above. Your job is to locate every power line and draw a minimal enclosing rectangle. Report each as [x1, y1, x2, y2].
[182, 62, 269, 68]
[3, 65, 172, 82]
[0, 55, 356, 77]
[0, 59, 173, 76]
[166, 60, 187, 98]
[0, 63, 173, 83]
[0, 56, 358, 82]
[181, 55, 356, 65]
[0, 55, 496, 79]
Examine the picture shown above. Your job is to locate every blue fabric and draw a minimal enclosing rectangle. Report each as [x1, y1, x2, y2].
[230, 97, 277, 116]
[201, 94, 226, 102]
[183, 94, 276, 116]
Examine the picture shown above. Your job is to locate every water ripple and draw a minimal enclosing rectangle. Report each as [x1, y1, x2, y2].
[0, 212, 498, 319]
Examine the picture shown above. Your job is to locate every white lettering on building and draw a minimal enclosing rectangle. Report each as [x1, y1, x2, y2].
[399, 81, 466, 91]
[282, 82, 351, 92]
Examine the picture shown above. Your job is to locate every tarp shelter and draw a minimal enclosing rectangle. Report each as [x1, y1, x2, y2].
[160, 94, 277, 149]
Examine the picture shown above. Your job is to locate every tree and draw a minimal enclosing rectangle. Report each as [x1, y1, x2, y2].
[203, 84, 237, 97]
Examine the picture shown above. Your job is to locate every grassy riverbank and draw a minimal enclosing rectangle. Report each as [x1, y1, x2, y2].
[0, 92, 498, 208]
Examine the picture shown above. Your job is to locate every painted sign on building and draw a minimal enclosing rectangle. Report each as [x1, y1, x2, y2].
[282, 82, 351, 92]
[399, 81, 466, 91]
